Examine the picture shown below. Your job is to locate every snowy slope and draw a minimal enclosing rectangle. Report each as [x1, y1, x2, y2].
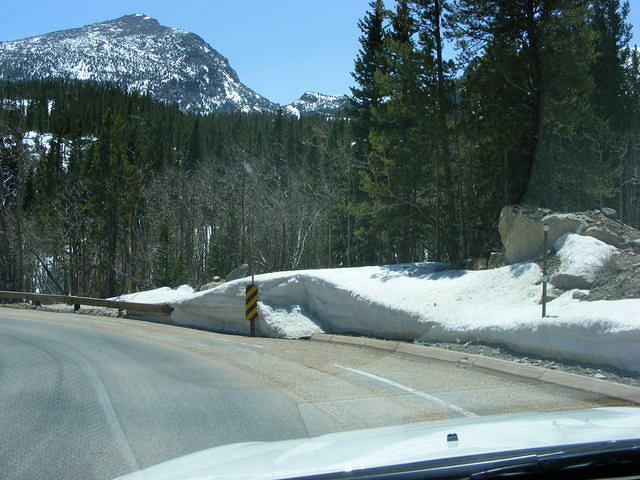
[0, 128, 96, 169]
[0, 14, 277, 114]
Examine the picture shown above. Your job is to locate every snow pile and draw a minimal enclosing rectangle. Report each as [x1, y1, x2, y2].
[116, 239, 640, 372]
[551, 233, 618, 289]
[109, 285, 195, 304]
[23, 131, 54, 156]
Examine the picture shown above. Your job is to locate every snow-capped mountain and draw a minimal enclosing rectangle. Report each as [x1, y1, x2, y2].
[0, 14, 277, 114]
[284, 92, 349, 118]
[0, 15, 351, 117]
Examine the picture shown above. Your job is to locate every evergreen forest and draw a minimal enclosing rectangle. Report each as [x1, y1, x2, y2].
[1, 0, 639, 297]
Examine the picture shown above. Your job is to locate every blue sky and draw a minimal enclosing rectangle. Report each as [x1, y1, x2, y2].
[1, 1, 640, 105]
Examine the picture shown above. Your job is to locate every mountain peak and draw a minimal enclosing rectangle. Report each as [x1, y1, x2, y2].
[0, 16, 347, 117]
[88, 13, 165, 35]
[299, 91, 336, 101]
[0, 15, 276, 114]
[111, 14, 161, 27]
[284, 92, 349, 118]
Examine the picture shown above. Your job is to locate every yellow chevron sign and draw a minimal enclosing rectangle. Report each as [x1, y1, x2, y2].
[245, 284, 259, 322]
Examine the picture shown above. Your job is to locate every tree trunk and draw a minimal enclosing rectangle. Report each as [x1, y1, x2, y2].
[434, 0, 458, 260]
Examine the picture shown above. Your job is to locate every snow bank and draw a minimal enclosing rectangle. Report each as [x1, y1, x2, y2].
[467, 293, 640, 373]
[170, 263, 539, 337]
[109, 285, 195, 304]
[114, 245, 640, 372]
[166, 260, 640, 372]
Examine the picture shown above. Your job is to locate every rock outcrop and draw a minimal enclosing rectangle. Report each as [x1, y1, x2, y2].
[498, 205, 640, 300]
[498, 206, 585, 264]
[197, 281, 225, 292]
[226, 264, 250, 281]
[582, 225, 624, 248]
[499, 206, 640, 264]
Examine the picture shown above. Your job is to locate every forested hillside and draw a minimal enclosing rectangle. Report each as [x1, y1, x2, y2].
[0, 80, 354, 296]
[1, 0, 640, 298]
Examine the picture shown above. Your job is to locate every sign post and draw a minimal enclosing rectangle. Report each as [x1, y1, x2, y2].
[542, 224, 549, 318]
[245, 284, 259, 337]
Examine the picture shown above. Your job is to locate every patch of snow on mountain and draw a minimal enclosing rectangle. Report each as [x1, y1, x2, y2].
[283, 104, 301, 119]
[9, 131, 97, 169]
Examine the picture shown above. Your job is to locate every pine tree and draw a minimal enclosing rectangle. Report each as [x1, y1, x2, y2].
[589, 0, 632, 131]
[413, 0, 460, 259]
[364, 0, 430, 262]
[452, 0, 607, 210]
[350, 0, 388, 155]
[154, 221, 173, 286]
[87, 108, 126, 295]
[348, 0, 390, 265]
[185, 117, 202, 170]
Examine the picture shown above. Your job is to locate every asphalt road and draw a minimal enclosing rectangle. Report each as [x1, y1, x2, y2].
[0, 308, 629, 480]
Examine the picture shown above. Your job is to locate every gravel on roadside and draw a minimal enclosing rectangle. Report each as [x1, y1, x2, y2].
[0, 302, 122, 317]
[417, 339, 640, 388]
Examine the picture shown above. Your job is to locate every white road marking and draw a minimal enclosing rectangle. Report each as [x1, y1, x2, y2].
[334, 364, 477, 417]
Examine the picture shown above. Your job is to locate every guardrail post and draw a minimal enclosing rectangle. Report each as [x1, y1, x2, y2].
[74, 303, 80, 312]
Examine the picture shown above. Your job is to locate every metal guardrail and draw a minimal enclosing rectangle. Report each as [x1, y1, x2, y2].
[0, 291, 173, 316]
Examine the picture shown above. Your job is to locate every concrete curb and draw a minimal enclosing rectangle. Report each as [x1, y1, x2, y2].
[309, 333, 640, 404]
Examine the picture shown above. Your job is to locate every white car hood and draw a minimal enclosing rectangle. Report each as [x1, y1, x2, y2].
[117, 407, 640, 480]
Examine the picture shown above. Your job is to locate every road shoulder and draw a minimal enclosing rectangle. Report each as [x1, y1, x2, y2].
[310, 333, 640, 404]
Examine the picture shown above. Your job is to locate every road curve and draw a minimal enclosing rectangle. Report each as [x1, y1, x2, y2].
[0, 308, 627, 479]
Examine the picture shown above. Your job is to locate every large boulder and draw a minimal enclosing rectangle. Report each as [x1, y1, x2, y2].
[585, 210, 640, 249]
[582, 225, 624, 248]
[226, 263, 250, 281]
[197, 281, 225, 292]
[550, 233, 618, 290]
[498, 206, 586, 264]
